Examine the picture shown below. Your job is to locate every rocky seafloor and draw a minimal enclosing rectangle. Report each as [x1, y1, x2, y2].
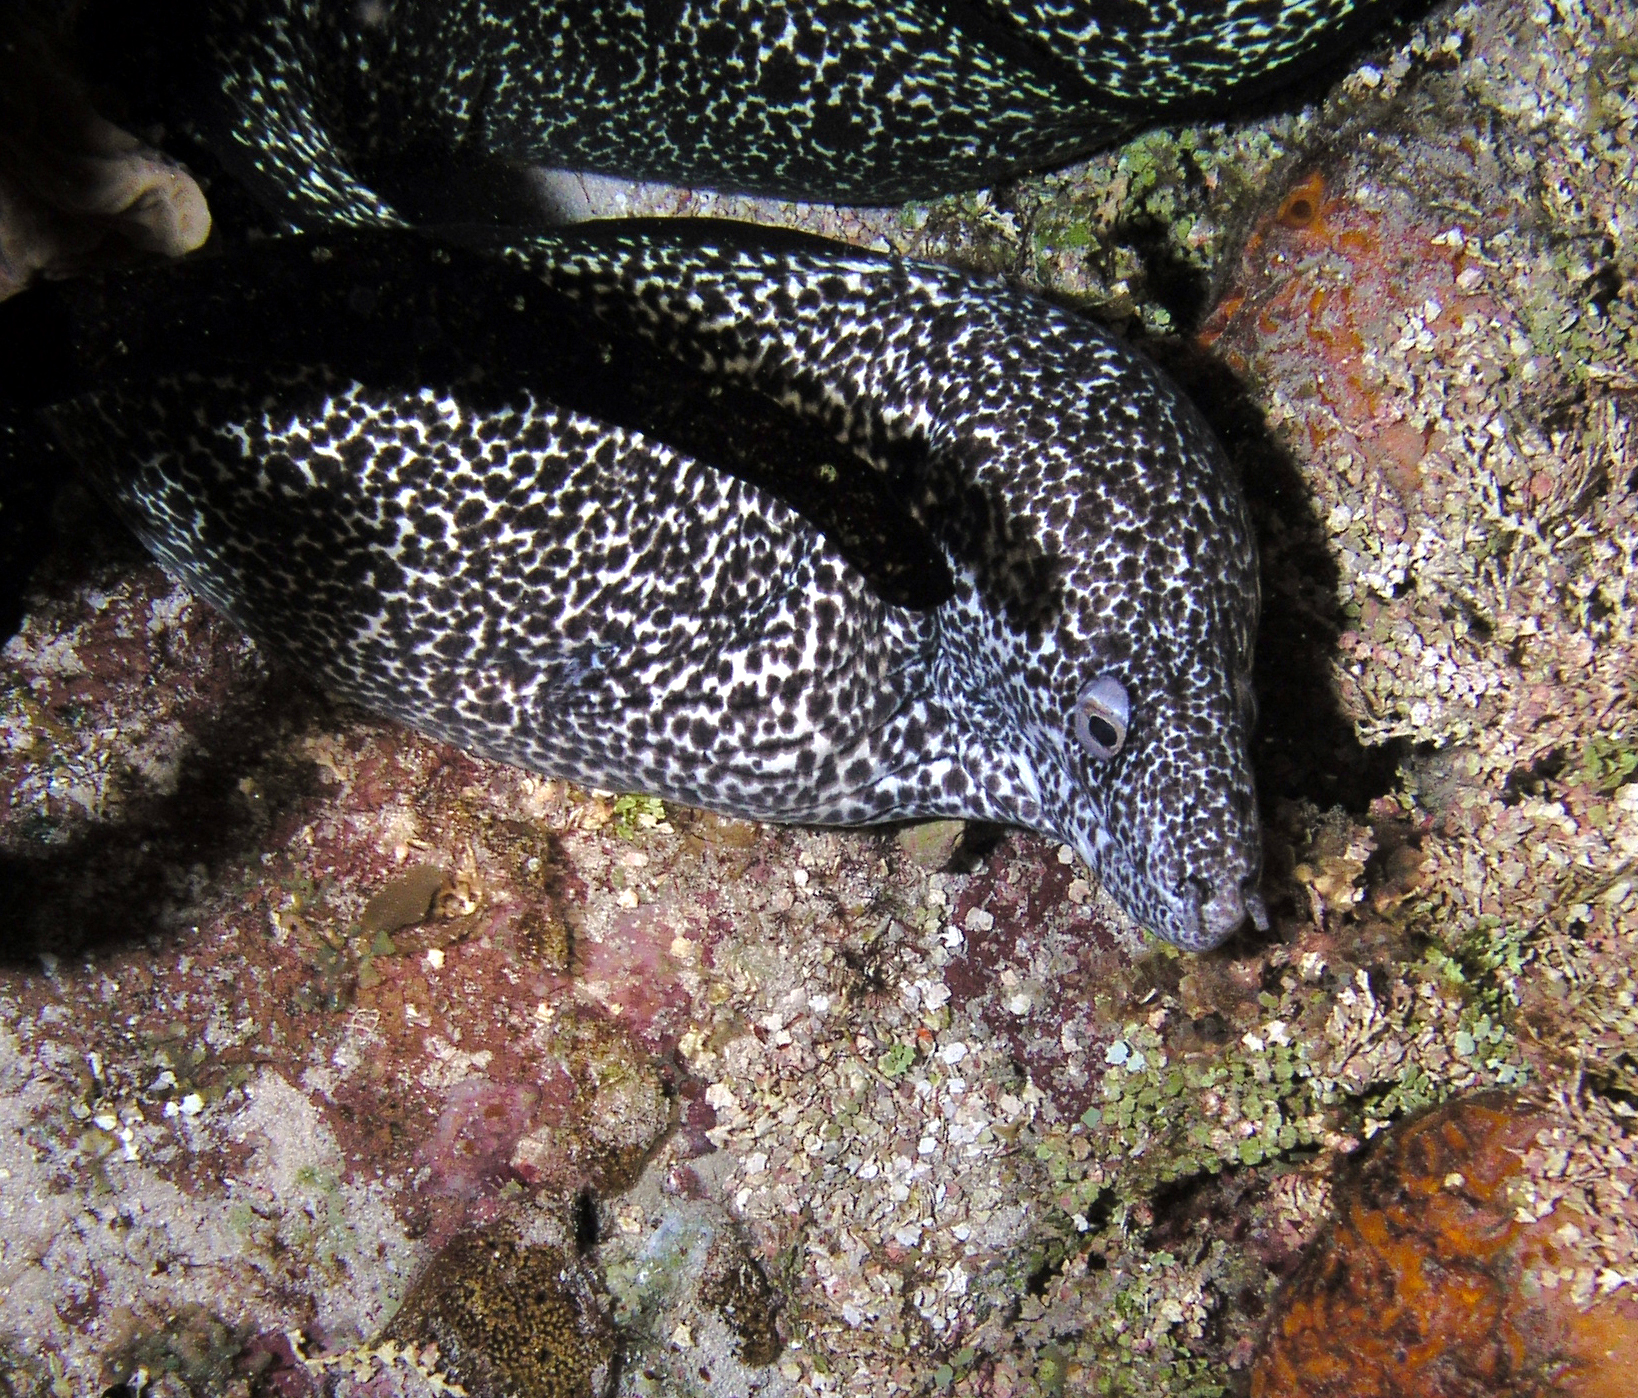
[1, 1, 1636, 1395]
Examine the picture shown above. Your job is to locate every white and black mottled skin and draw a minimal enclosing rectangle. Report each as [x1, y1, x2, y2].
[47, 223, 1264, 948]
[101, 0, 1392, 221]
[29, 0, 1369, 945]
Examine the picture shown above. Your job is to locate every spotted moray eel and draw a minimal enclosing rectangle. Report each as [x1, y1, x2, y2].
[27, 1, 1390, 945]
[155, 0, 1387, 218]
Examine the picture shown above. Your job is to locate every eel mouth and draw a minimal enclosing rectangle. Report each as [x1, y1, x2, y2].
[1070, 825, 1268, 950]
[1198, 877, 1271, 940]
[1169, 874, 1270, 951]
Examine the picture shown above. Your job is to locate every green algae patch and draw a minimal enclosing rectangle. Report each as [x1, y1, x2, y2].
[100, 1303, 248, 1397]
[611, 793, 667, 839]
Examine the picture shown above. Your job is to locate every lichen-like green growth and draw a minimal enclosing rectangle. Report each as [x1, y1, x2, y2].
[878, 1042, 916, 1078]
[611, 793, 667, 839]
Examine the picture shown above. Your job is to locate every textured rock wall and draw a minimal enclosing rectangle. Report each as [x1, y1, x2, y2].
[1, 1, 1635, 1395]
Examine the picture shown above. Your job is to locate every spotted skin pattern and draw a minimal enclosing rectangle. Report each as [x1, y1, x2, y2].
[186, 0, 1390, 220]
[32, 0, 1377, 943]
[49, 224, 1262, 948]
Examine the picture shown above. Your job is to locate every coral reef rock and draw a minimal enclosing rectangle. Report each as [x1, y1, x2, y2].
[1255, 1091, 1638, 1398]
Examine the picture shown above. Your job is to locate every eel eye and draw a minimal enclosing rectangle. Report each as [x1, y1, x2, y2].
[1073, 675, 1128, 760]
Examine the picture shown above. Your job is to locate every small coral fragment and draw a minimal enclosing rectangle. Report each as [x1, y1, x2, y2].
[698, 1233, 782, 1366]
[896, 819, 968, 870]
[382, 1223, 615, 1398]
[512, 902, 572, 972]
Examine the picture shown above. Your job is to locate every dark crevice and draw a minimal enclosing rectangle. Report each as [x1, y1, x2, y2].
[1111, 214, 1214, 333]
[1146, 340, 1404, 820]
[358, 138, 554, 231]
[1024, 1254, 1062, 1298]
[0, 420, 66, 647]
[572, 1186, 600, 1252]
[1079, 1187, 1115, 1235]
[0, 496, 334, 963]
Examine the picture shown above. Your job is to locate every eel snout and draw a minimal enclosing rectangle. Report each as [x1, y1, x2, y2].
[1195, 874, 1271, 947]
[1135, 826, 1267, 951]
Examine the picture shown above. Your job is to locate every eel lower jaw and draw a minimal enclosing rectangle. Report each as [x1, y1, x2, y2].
[1065, 828, 1268, 948]
[1190, 876, 1269, 947]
